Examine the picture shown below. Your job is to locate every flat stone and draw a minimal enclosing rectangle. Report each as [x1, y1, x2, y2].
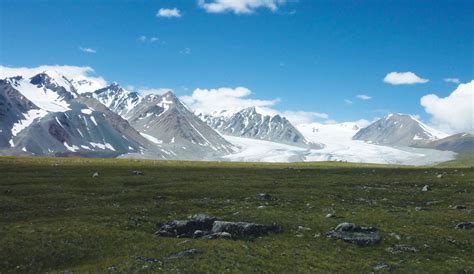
[327, 222, 382, 246]
[168, 249, 202, 259]
[455, 222, 474, 229]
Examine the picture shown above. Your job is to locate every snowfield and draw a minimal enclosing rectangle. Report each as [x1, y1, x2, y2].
[222, 122, 456, 165]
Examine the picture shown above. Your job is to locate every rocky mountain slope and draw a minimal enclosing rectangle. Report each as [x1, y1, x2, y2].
[419, 132, 474, 153]
[353, 113, 447, 146]
[200, 107, 311, 147]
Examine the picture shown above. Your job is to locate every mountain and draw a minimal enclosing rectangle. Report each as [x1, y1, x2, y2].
[126, 91, 236, 159]
[352, 113, 447, 146]
[0, 73, 162, 158]
[84, 83, 141, 119]
[420, 132, 474, 153]
[86, 86, 236, 159]
[200, 107, 312, 147]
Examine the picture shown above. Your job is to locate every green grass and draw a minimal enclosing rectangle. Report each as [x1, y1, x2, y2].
[0, 156, 473, 273]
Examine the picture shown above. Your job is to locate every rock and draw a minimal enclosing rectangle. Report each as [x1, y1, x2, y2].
[92, 171, 99, 178]
[373, 262, 391, 271]
[455, 222, 474, 229]
[211, 221, 282, 239]
[257, 193, 272, 201]
[422, 185, 431, 192]
[389, 232, 401, 240]
[257, 205, 266, 209]
[451, 205, 467, 210]
[136, 256, 160, 263]
[132, 170, 144, 175]
[436, 174, 443, 179]
[157, 214, 217, 237]
[157, 214, 282, 240]
[168, 249, 202, 259]
[386, 244, 418, 254]
[326, 213, 336, 218]
[298, 226, 311, 231]
[327, 222, 382, 246]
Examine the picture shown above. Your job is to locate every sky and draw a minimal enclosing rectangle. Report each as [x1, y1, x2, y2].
[1, 0, 473, 132]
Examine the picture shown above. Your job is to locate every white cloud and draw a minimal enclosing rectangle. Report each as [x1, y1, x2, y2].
[79, 47, 96, 54]
[444, 78, 460, 84]
[384, 71, 429, 85]
[138, 36, 159, 43]
[198, 0, 286, 14]
[356, 94, 371, 100]
[420, 80, 474, 133]
[180, 86, 332, 125]
[281, 111, 329, 125]
[344, 99, 353, 104]
[139, 88, 173, 96]
[0, 65, 107, 93]
[156, 8, 182, 18]
[180, 48, 191, 54]
[180, 87, 278, 115]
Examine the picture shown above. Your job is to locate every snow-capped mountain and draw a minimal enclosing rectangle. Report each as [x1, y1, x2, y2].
[200, 106, 311, 146]
[85, 85, 236, 159]
[352, 113, 447, 146]
[0, 72, 161, 157]
[84, 83, 141, 119]
[126, 91, 236, 159]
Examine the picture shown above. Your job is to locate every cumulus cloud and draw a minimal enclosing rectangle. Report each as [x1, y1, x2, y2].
[156, 8, 181, 18]
[281, 111, 329, 125]
[344, 99, 353, 104]
[180, 87, 278, 115]
[0, 65, 107, 93]
[420, 80, 474, 133]
[138, 36, 159, 43]
[139, 88, 173, 96]
[180, 86, 332, 125]
[356, 94, 371, 100]
[444, 78, 460, 84]
[198, 0, 286, 14]
[79, 47, 96, 53]
[384, 71, 429, 85]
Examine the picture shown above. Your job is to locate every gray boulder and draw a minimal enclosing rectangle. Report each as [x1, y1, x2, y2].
[327, 222, 382, 246]
[455, 222, 474, 229]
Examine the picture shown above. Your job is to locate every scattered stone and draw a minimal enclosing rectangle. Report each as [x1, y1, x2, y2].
[157, 214, 282, 240]
[451, 205, 467, 210]
[136, 256, 160, 263]
[326, 222, 382, 246]
[298, 226, 311, 231]
[455, 222, 474, 230]
[436, 174, 444, 179]
[4, 189, 12, 195]
[389, 232, 401, 240]
[92, 171, 99, 178]
[257, 205, 266, 209]
[132, 170, 144, 175]
[168, 249, 202, 259]
[373, 262, 391, 271]
[326, 213, 336, 218]
[422, 185, 431, 192]
[386, 244, 418, 254]
[257, 193, 272, 201]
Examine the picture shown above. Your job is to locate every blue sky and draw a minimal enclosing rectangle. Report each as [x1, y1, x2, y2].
[1, 0, 473, 128]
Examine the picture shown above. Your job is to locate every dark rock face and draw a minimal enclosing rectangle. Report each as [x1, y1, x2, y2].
[157, 214, 282, 240]
[327, 222, 382, 246]
[455, 222, 474, 229]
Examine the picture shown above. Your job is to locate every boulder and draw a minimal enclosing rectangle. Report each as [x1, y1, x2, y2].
[327, 222, 382, 246]
[257, 193, 273, 201]
[132, 170, 144, 175]
[157, 214, 282, 240]
[92, 171, 99, 178]
[455, 222, 474, 229]
[421, 185, 431, 192]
